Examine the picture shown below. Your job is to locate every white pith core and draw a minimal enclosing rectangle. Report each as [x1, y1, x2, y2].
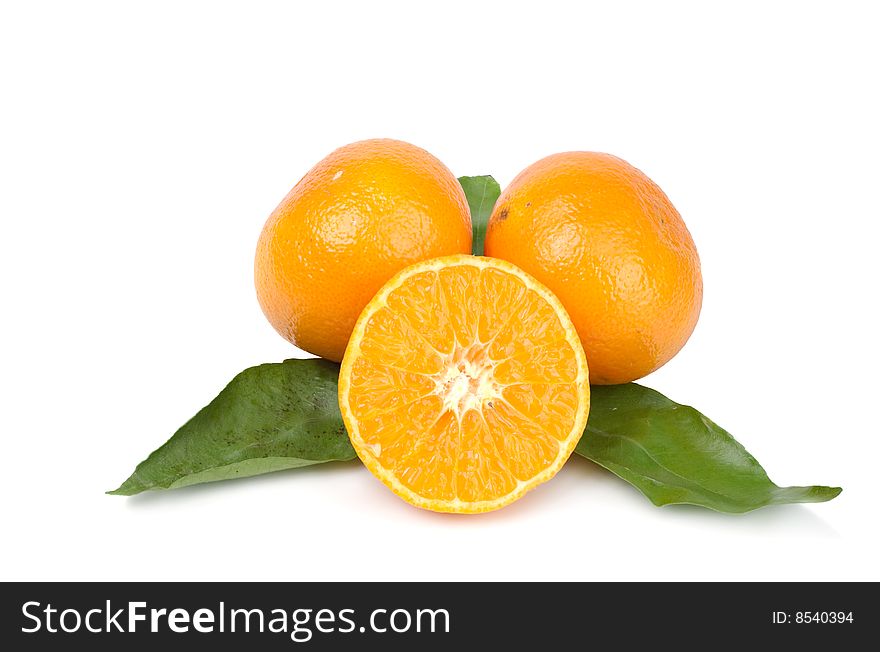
[434, 343, 503, 421]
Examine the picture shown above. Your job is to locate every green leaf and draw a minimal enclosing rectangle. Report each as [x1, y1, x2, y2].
[111, 356, 840, 514]
[576, 383, 841, 513]
[459, 175, 501, 256]
[109, 358, 356, 496]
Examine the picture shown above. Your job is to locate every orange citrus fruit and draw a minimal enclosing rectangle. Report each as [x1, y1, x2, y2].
[484, 152, 702, 385]
[255, 139, 471, 362]
[338, 254, 590, 513]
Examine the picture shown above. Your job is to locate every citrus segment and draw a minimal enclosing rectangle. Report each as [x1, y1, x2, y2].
[338, 255, 590, 513]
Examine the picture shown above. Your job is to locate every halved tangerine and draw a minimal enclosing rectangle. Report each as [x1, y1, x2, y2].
[338, 255, 590, 513]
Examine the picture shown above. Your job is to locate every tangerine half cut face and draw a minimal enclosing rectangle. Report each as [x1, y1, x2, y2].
[338, 254, 590, 513]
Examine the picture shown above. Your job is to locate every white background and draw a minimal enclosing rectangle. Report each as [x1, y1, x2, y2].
[2, 1, 878, 581]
